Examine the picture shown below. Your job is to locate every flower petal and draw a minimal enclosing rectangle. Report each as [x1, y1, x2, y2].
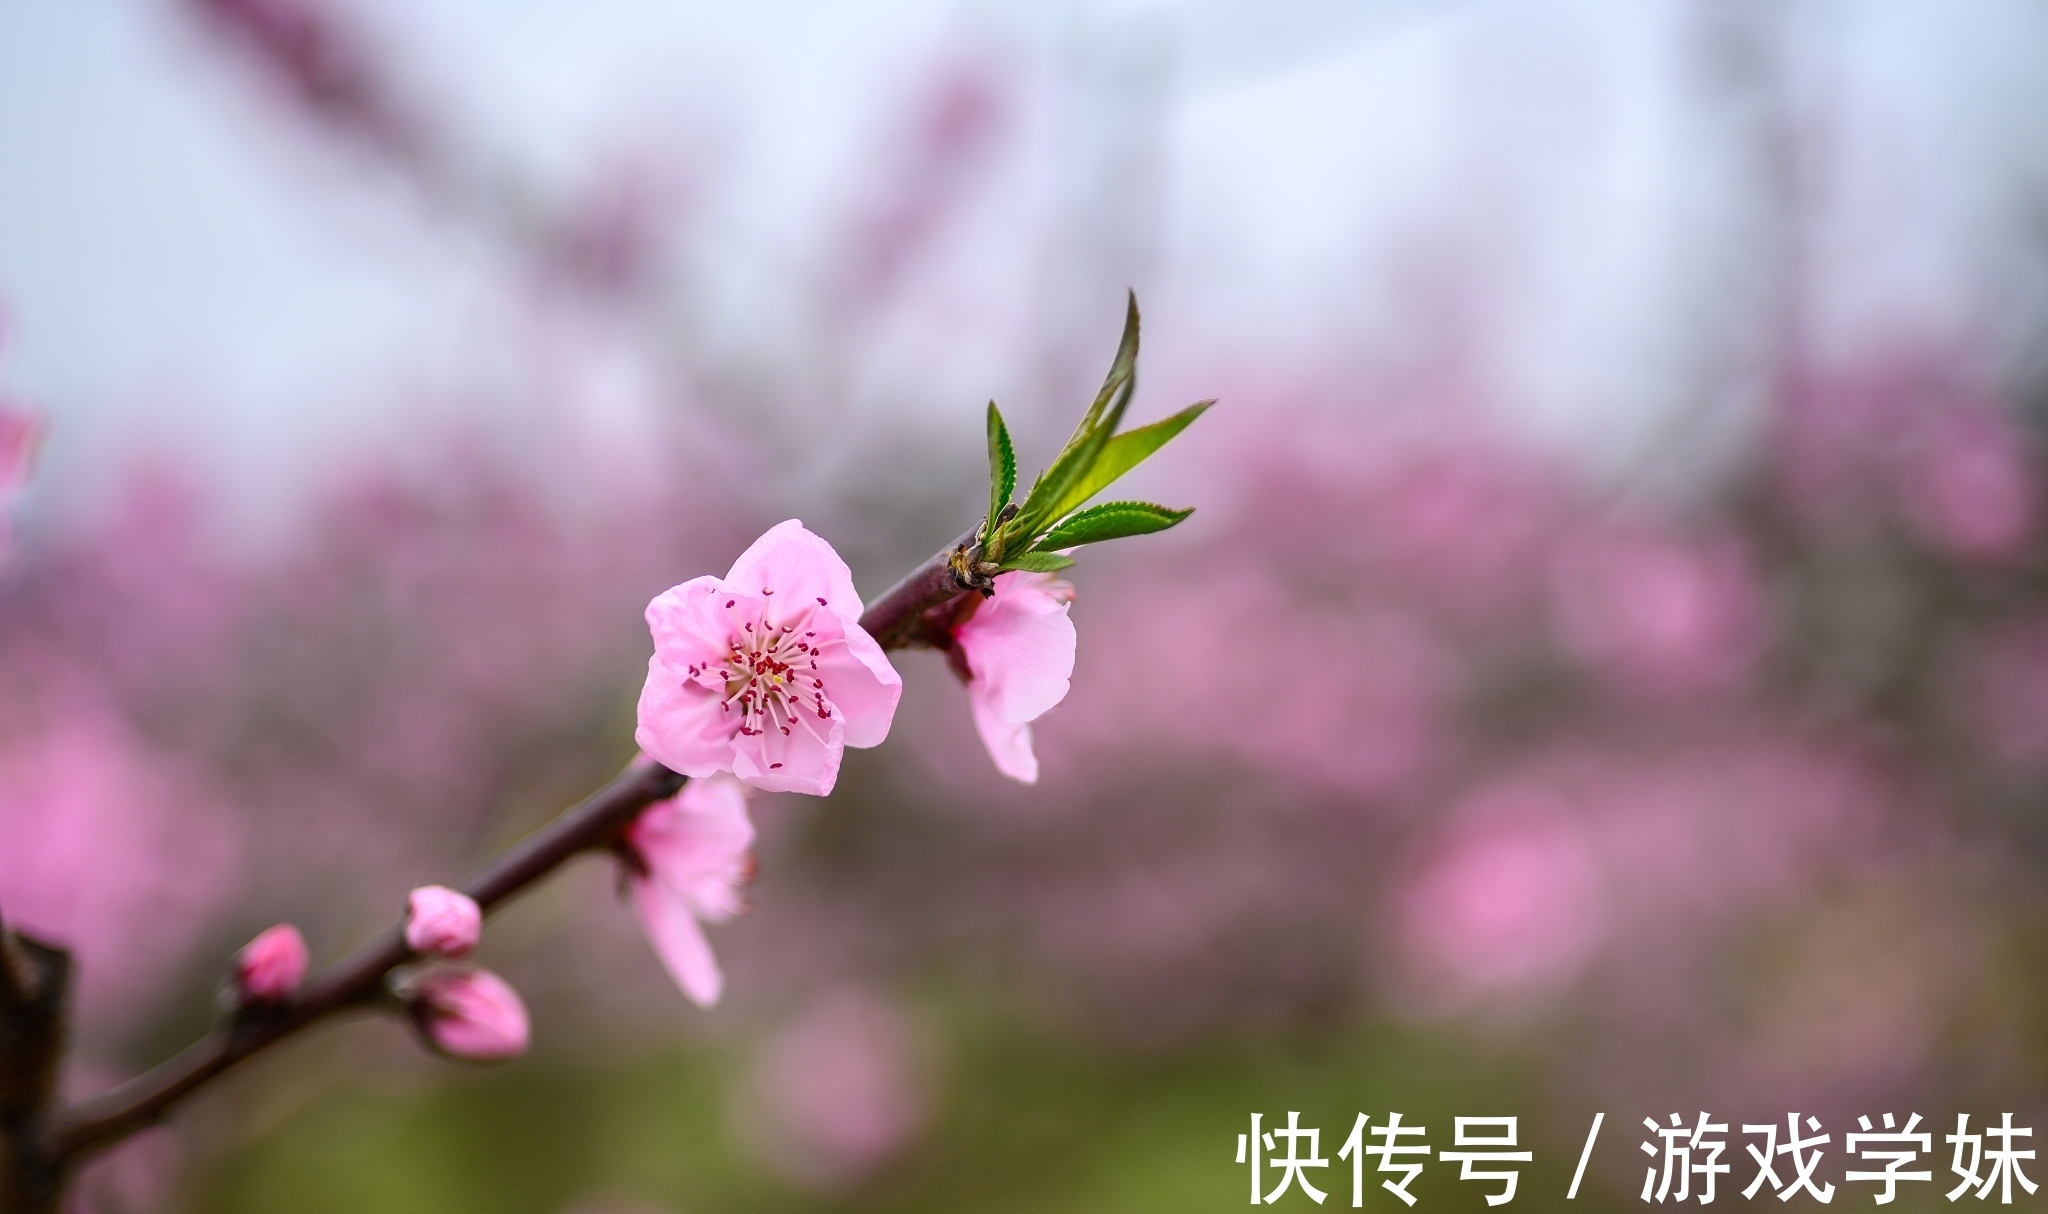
[724, 520, 864, 623]
[956, 572, 1076, 724]
[821, 624, 902, 750]
[635, 655, 740, 777]
[629, 775, 754, 921]
[970, 681, 1040, 783]
[646, 577, 739, 668]
[732, 709, 844, 796]
[632, 875, 725, 1007]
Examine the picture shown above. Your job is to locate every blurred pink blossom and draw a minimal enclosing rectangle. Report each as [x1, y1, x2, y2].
[1550, 527, 1765, 698]
[0, 407, 34, 497]
[747, 990, 926, 1191]
[1059, 573, 1451, 797]
[410, 968, 530, 1062]
[950, 570, 1076, 783]
[404, 885, 480, 959]
[0, 341, 38, 560]
[0, 694, 238, 1039]
[637, 520, 902, 796]
[624, 774, 754, 1008]
[1901, 407, 2038, 562]
[1395, 784, 1605, 1009]
[235, 923, 308, 1004]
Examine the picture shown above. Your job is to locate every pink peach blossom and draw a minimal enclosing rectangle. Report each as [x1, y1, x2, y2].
[236, 923, 308, 1004]
[410, 968, 530, 1062]
[636, 520, 902, 796]
[1550, 528, 1763, 698]
[404, 885, 481, 958]
[624, 773, 755, 1007]
[950, 571, 1076, 783]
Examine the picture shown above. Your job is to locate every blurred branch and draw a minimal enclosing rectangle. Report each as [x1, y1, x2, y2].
[177, 0, 664, 301]
[32, 527, 984, 1183]
[1, 913, 71, 1214]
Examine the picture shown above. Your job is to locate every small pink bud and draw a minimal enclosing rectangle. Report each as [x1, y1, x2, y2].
[409, 969, 530, 1063]
[236, 923, 308, 1004]
[404, 885, 481, 958]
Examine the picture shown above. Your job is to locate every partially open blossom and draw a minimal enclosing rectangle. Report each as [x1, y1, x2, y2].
[235, 923, 308, 1004]
[950, 570, 1076, 783]
[637, 519, 902, 796]
[624, 773, 754, 1007]
[404, 885, 481, 958]
[409, 968, 530, 1062]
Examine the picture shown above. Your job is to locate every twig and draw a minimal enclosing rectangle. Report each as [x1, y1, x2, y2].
[36, 527, 983, 1173]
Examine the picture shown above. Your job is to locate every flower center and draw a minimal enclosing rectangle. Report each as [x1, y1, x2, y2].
[693, 596, 837, 742]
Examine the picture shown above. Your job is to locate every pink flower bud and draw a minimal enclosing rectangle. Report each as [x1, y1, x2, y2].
[409, 969, 529, 1062]
[403, 885, 481, 958]
[236, 923, 308, 1004]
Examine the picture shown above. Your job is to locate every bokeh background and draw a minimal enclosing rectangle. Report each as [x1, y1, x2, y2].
[6, 1, 2048, 1210]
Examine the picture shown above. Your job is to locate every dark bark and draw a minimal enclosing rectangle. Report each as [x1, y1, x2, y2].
[1, 921, 70, 1214]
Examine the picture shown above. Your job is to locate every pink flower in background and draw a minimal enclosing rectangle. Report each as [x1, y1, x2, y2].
[0, 696, 239, 1039]
[1395, 785, 1604, 1009]
[404, 885, 481, 958]
[746, 990, 927, 1191]
[637, 520, 901, 796]
[1902, 407, 2037, 562]
[623, 773, 755, 1007]
[0, 369, 39, 560]
[0, 407, 35, 496]
[1550, 528, 1764, 699]
[950, 571, 1076, 783]
[410, 968, 530, 1062]
[235, 923, 308, 1003]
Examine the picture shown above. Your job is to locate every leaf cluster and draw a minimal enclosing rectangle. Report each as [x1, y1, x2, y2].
[973, 294, 1208, 578]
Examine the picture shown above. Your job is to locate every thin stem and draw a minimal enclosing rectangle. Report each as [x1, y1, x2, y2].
[43, 526, 982, 1169]
[55, 756, 684, 1162]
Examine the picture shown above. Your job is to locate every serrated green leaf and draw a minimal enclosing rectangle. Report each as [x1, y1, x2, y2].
[1073, 290, 1141, 439]
[985, 401, 1015, 547]
[1003, 550, 1077, 573]
[1014, 293, 1142, 539]
[1046, 399, 1211, 521]
[1038, 501, 1193, 550]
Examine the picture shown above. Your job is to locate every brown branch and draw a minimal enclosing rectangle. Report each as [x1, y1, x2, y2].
[858, 527, 981, 649]
[1, 914, 71, 1214]
[53, 756, 685, 1163]
[40, 526, 982, 1172]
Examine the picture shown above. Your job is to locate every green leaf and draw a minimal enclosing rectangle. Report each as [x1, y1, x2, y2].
[1014, 293, 1142, 538]
[1003, 550, 1077, 572]
[985, 401, 1015, 546]
[1072, 290, 1141, 440]
[1045, 399, 1211, 522]
[1038, 501, 1193, 550]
